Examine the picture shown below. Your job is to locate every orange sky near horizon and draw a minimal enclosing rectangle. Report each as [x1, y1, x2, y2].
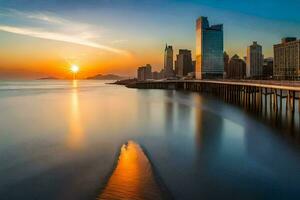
[0, 31, 164, 79]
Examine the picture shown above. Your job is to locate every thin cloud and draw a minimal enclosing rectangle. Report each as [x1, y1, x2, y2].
[27, 13, 66, 24]
[111, 39, 129, 44]
[0, 25, 128, 55]
[0, 9, 129, 55]
[2, 9, 66, 24]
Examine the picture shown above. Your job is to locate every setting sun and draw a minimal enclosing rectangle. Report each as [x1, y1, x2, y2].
[71, 65, 79, 73]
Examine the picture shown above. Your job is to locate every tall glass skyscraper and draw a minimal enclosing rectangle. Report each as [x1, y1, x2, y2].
[196, 17, 224, 79]
[164, 44, 174, 78]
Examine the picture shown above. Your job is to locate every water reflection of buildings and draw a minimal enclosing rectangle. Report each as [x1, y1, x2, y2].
[164, 90, 176, 134]
[136, 89, 152, 133]
[175, 92, 193, 133]
[67, 80, 84, 150]
[249, 94, 300, 139]
[194, 95, 223, 151]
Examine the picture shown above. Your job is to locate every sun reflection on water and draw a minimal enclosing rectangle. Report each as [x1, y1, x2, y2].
[98, 141, 165, 200]
[67, 80, 84, 150]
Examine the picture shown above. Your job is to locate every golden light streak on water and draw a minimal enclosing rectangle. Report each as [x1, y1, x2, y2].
[98, 141, 165, 200]
[67, 80, 84, 150]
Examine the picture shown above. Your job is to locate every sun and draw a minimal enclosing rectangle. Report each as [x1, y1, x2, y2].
[71, 64, 79, 73]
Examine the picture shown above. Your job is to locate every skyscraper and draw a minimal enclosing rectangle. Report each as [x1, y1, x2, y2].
[227, 54, 246, 79]
[224, 51, 229, 78]
[246, 41, 264, 78]
[263, 57, 273, 79]
[137, 67, 143, 81]
[175, 49, 193, 77]
[164, 44, 174, 78]
[174, 60, 178, 75]
[195, 16, 224, 79]
[137, 64, 152, 81]
[274, 38, 300, 80]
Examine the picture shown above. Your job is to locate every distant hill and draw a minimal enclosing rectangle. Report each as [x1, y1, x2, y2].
[86, 74, 126, 80]
[38, 76, 59, 80]
[112, 78, 137, 86]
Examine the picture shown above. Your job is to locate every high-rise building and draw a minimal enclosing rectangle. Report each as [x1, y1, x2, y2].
[159, 69, 165, 79]
[175, 49, 193, 77]
[137, 67, 143, 81]
[274, 38, 300, 80]
[192, 60, 196, 71]
[164, 44, 174, 78]
[174, 60, 178, 76]
[263, 57, 273, 79]
[227, 54, 246, 79]
[224, 51, 229, 77]
[137, 64, 152, 81]
[195, 16, 224, 79]
[152, 71, 159, 80]
[246, 41, 264, 78]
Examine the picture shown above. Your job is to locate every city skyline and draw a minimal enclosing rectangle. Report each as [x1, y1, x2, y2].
[1, 0, 300, 79]
[1, 2, 300, 199]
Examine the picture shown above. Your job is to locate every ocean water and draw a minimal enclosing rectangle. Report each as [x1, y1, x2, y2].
[0, 80, 300, 200]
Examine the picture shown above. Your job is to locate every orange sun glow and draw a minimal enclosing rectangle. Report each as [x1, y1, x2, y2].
[71, 64, 79, 73]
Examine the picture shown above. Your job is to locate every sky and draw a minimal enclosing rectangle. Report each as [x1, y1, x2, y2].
[0, 0, 300, 79]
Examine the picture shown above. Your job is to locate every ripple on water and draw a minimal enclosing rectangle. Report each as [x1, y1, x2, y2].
[98, 141, 168, 200]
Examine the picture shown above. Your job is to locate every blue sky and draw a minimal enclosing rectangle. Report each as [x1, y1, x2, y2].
[1, 0, 300, 21]
[0, 0, 300, 78]
[1, 0, 300, 57]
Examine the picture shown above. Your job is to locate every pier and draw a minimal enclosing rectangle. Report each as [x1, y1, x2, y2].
[130, 80, 300, 114]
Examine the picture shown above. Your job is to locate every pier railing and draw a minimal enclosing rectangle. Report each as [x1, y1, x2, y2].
[133, 80, 300, 113]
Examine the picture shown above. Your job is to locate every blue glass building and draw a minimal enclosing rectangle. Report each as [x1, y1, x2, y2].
[196, 17, 224, 79]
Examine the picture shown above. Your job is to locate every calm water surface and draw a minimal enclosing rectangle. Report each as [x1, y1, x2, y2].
[0, 80, 300, 200]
